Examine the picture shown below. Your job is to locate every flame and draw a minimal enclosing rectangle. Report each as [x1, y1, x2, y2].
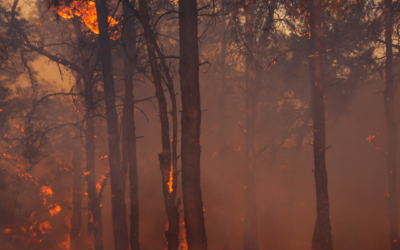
[52, 0, 121, 39]
[59, 217, 71, 250]
[40, 185, 53, 197]
[39, 221, 51, 234]
[179, 219, 188, 250]
[49, 205, 61, 216]
[3, 228, 12, 233]
[168, 165, 173, 193]
[96, 175, 107, 193]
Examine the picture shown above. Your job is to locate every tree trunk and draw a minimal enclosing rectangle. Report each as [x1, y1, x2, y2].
[179, 0, 208, 249]
[70, 147, 83, 250]
[85, 105, 104, 250]
[72, 19, 105, 250]
[308, 0, 333, 249]
[243, 1, 259, 250]
[219, 20, 229, 250]
[137, 1, 180, 249]
[122, 1, 140, 249]
[384, 0, 400, 249]
[94, 1, 129, 249]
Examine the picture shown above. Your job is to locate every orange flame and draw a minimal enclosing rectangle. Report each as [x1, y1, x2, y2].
[96, 175, 107, 193]
[179, 219, 188, 250]
[52, 0, 121, 40]
[40, 185, 53, 197]
[49, 205, 61, 216]
[59, 217, 71, 250]
[168, 165, 173, 193]
[39, 221, 52, 234]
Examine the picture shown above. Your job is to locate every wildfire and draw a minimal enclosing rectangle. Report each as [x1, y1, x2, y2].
[96, 174, 107, 193]
[49, 205, 62, 216]
[179, 219, 188, 250]
[40, 185, 53, 197]
[38, 221, 52, 234]
[168, 165, 173, 193]
[59, 217, 71, 250]
[52, 0, 121, 39]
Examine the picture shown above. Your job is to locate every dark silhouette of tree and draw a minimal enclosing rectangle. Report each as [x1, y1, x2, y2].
[179, 0, 208, 249]
[93, 0, 129, 249]
[308, 0, 333, 249]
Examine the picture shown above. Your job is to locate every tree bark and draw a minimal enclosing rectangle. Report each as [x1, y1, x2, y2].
[136, 1, 180, 249]
[72, 20, 105, 250]
[243, 1, 259, 250]
[94, 1, 129, 249]
[384, 0, 400, 249]
[308, 0, 333, 249]
[70, 147, 83, 250]
[122, 1, 140, 249]
[179, 0, 208, 249]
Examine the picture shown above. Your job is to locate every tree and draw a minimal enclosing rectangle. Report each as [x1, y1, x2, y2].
[179, 0, 208, 249]
[308, 0, 333, 249]
[122, 0, 140, 249]
[93, 0, 129, 249]
[383, 0, 400, 248]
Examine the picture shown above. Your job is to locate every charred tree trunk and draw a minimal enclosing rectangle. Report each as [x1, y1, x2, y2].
[137, 0, 180, 249]
[179, 0, 208, 249]
[384, 0, 400, 248]
[94, 1, 129, 249]
[72, 20, 105, 250]
[308, 0, 333, 249]
[70, 147, 83, 250]
[122, 1, 140, 249]
[243, 1, 259, 250]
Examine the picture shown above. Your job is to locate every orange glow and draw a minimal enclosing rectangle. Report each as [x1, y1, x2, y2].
[39, 221, 51, 234]
[40, 185, 53, 197]
[3, 228, 12, 233]
[59, 217, 71, 250]
[179, 219, 188, 250]
[367, 134, 387, 155]
[168, 165, 173, 193]
[96, 175, 107, 193]
[49, 205, 61, 216]
[52, 0, 121, 40]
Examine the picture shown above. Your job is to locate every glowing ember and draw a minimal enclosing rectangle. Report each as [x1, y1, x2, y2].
[39, 221, 52, 234]
[59, 217, 71, 250]
[96, 175, 107, 193]
[168, 165, 173, 193]
[179, 219, 188, 250]
[52, 0, 121, 39]
[40, 185, 53, 197]
[49, 205, 61, 216]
